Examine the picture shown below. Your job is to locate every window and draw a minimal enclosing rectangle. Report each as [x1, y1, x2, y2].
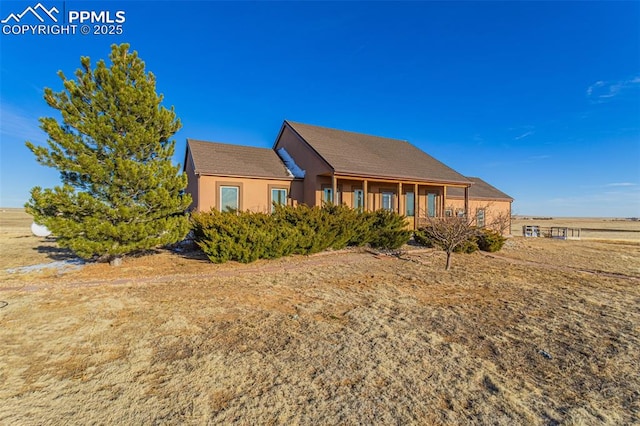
[405, 192, 415, 216]
[220, 186, 239, 212]
[445, 208, 453, 217]
[354, 189, 364, 210]
[427, 193, 436, 217]
[381, 192, 394, 211]
[456, 209, 465, 218]
[323, 188, 333, 204]
[271, 188, 287, 212]
[476, 208, 485, 228]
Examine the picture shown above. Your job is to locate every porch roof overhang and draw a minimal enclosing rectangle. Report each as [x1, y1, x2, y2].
[328, 171, 473, 187]
[447, 195, 513, 202]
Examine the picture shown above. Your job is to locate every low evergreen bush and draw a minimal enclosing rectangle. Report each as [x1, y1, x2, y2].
[454, 237, 479, 253]
[191, 204, 411, 263]
[367, 210, 412, 249]
[414, 226, 505, 254]
[476, 229, 507, 252]
[413, 228, 436, 248]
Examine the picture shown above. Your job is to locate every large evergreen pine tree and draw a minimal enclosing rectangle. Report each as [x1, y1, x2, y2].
[26, 43, 191, 264]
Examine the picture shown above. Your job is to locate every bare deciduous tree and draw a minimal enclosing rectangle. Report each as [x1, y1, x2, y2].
[487, 210, 512, 235]
[422, 211, 479, 270]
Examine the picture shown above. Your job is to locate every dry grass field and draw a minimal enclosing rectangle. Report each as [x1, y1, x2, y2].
[512, 216, 640, 241]
[1, 209, 639, 425]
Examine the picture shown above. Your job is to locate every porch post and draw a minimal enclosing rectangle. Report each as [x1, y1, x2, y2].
[332, 174, 338, 204]
[442, 186, 447, 217]
[414, 183, 418, 229]
[398, 182, 402, 214]
[464, 185, 469, 217]
[363, 179, 368, 211]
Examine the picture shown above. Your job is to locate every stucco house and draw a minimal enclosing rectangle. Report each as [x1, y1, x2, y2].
[183, 120, 513, 232]
[446, 177, 514, 231]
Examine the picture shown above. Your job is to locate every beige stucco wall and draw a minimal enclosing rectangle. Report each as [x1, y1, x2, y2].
[184, 153, 199, 211]
[193, 175, 298, 213]
[446, 198, 512, 234]
[274, 125, 333, 206]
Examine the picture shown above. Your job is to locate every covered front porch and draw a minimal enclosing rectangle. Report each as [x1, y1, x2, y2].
[316, 174, 470, 229]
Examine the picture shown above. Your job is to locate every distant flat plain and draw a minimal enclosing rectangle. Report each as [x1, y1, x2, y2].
[1, 208, 639, 425]
[512, 216, 640, 241]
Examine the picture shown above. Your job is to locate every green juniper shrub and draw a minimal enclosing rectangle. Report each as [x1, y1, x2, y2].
[192, 204, 412, 263]
[273, 204, 334, 254]
[453, 236, 479, 253]
[190, 210, 237, 263]
[477, 229, 507, 252]
[367, 209, 411, 249]
[413, 228, 436, 248]
[351, 209, 370, 245]
[321, 204, 360, 250]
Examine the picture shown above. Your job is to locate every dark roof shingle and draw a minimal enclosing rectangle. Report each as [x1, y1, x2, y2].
[447, 177, 513, 201]
[285, 121, 471, 185]
[186, 139, 293, 179]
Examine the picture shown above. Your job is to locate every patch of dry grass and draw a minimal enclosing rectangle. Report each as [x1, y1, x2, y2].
[1, 209, 639, 424]
[0, 208, 75, 270]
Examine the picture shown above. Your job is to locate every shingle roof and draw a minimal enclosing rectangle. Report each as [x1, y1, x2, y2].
[285, 121, 471, 185]
[447, 177, 513, 201]
[186, 139, 293, 179]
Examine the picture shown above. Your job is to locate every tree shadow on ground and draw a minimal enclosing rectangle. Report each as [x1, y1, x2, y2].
[166, 239, 211, 263]
[34, 245, 78, 261]
[173, 247, 211, 263]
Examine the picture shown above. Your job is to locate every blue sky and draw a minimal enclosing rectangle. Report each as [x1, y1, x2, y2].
[1, 1, 639, 217]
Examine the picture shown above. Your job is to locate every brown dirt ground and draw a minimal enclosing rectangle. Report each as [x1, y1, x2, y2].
[1, 209, 639, 425]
